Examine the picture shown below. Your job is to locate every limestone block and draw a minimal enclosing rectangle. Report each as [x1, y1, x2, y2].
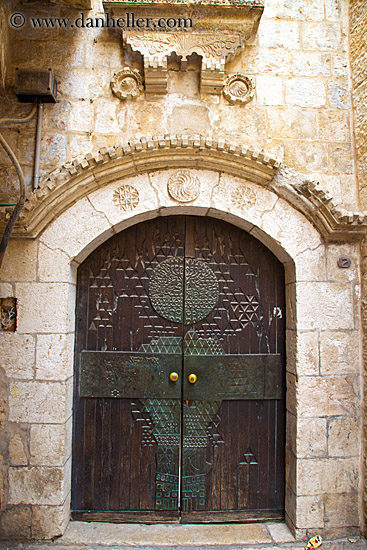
[263, 0, 324, 21]
[9, 434, 27, 466]
[87, 174, 158, 229]
[323, 493, 360, 528]
[296, 418, 327, 458]
[258, 20, 301, 50]
[15, 283, 70, 334]
[167, 71, 200, 97]
[285, 283, 296, 331]
[0, 470, 4, 510]
[297, 457, 359, 495]
[168, 106, 210, 135]
[294, 245, 326, 282]
[95, 97, 125, 134]
[285, 78, 326, 108]
[57, 68, 110, 99]
[0, 283, 13, 298]
[35, 333, 73, 381]
[293, 52, 331, 77]
[328, 416, 359, 457]
[286, 329, 319, 376]
[328, 143, 353, 174]
[9, 381, 66, 423]
[38, 243, 72, 283]
[266, 108, 317, 140]
[8, 466, 64, 505]
[0, 239, 37, 282]
[85, 41, 123, 69]
[69, 134, 94, 158]
[333, 55, 349, 78]
[296, 495, 324, 528]
[325, 0, 341, 21]
[30, 424, 66, 466]
[42, 41, 85, 70]
[0, 333, 35, 379]
[328, 81, 351, 109]
[318, 110, 350, 141]
[256, 76, 283, 106]
[296, 282, 354, 330]
[0, 506, 31, 540]
[40, 197, 114, 261]
[211, 175, 277, 230]
[40, 134, 67, 172]
[320, 331, 360, 375]
[237, 48, 293, 76]
[297, 375, 358, 417]
[68, 100, 94, 133]
[215, 107, 268, 140]
[286, 142, 328, 174]
[128, 102, 165, 137]
[31, 500, 70, 540]
[302, 23, 342, 51]
[258, 200, 322, 259]
[327, 243, 360, 282]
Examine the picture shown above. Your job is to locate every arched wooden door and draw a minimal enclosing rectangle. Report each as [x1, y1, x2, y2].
[71, 216, 285, 522]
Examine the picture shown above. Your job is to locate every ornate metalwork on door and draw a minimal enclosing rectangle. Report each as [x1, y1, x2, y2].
[72, 216, 285, 522]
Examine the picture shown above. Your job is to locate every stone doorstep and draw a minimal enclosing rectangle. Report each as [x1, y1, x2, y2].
[49, 521, 294, 547]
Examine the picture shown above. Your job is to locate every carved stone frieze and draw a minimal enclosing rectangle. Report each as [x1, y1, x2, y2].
[168, 171, 201, 202]
[124, 32, 243, 94]
[111, 67, 144, 100]
[223, 74, 255, 105]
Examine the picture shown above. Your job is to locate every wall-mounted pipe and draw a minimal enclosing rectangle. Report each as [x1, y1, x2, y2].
[0, 104, 37, 270]
[33, 101, 43, 190]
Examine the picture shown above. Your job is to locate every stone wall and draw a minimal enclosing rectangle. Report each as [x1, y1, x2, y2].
[0, 0, 358, 208]
[0, 0, 365, 542]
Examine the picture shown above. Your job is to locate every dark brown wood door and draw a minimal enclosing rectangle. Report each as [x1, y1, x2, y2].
[72, 216, 285, 522]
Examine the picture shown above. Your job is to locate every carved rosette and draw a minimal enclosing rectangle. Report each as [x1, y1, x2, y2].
[168, 171, 201, 202]
[231, 183, 257, 211]
[223, 74, 255, 105]
[110, 68, 144, 100]
[113, 185, 140, 211]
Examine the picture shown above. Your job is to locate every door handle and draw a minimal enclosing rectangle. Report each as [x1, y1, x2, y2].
[188, 373, 197, 384]
[169, 372, 179, 382]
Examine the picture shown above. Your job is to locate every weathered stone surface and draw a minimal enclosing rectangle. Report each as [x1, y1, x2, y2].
[15, 283, 71, 334]
[296, 282, 355, 330]
[286, 142, 328, 174]
[0, 506, 31, 540]
[38, 243, 72, 283]
[167, 106, 210, 134]
[8, 467, 65, 506]
[256, 76, 283, 106]
[297, 457, 359, 495]
[297, 375, 358, 417]
[9, 434, 27, 466]
[328, 416, 360, 458]
[258, 20, 301, 49]
[301, 23, 342, 51]
[323, 493, 360, 528]
[0, 398, 5, 431]
[31, 501, 70, 540]
[9, 381, 66, 423]
[0, 240, 37, 282]
[30, 424, 66, 467]
[328, 82, 351, 110]
[296, 495, 324, 528]
[285, 78, 326, 107]
[296, 418, 327, 458]
[286, 329, 319, 376]
[0, 334, 35, 379]
[294, 245, 326, 282]
[266, 108, 317, 140]
[35, 334, 73, 381]
[320, 331, 360, 375]
[293, 52, 331, 77]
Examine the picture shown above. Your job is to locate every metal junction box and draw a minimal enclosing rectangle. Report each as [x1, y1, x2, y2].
[15, 68, 57, 103]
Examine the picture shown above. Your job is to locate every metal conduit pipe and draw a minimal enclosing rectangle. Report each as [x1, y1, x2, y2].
[33, 101, 43, 190]
[0, 103, 37, 270]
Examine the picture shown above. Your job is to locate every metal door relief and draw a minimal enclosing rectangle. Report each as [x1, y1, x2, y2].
[72, 216, 285, 522]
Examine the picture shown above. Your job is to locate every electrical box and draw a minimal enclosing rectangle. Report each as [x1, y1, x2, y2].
[15, 68, 57, 103]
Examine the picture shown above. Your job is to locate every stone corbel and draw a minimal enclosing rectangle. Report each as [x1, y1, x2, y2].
[124, 32, 243, 94]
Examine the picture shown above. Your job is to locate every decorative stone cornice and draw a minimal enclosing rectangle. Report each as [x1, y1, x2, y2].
[1, 135, 366, 242]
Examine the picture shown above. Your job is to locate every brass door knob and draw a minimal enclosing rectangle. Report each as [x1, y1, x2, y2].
[188, 373, 197, 384]
[169, 372, 179, 382]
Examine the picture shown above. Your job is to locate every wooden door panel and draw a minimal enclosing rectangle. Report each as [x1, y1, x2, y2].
[72, 215, 285, 521]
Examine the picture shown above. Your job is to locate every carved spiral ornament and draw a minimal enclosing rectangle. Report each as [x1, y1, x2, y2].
[167, 171, 201, 203]
[110, 68, 144, 100]
[223, 74, 255, 105]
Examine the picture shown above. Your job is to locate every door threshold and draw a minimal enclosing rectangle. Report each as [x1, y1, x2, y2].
[62, 520, 295, 547]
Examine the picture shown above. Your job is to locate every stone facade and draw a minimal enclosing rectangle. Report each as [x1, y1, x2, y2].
[0, 0, 366, 542]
